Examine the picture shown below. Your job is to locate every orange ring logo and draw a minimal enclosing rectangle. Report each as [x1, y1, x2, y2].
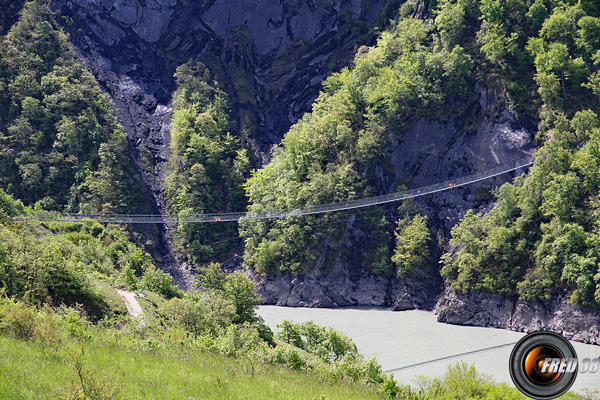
[509, 331, 578, 400]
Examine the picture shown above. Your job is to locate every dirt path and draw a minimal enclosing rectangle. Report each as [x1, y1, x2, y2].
[115, 289, 145, 320]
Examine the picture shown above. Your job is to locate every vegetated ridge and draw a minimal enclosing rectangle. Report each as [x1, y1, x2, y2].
[2, 0, 600, 344]
[2, 0, 600, 397]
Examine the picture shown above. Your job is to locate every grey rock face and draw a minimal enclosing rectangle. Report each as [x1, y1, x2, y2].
[248, 82, 537, 311]
[50, 0, 387, 286]
[435, 287, 600, 345]
[244, 260, 440, 310]
[52, 0, 385, 153]
[383, 83, 536, 229]
[203, 0, 291, 54]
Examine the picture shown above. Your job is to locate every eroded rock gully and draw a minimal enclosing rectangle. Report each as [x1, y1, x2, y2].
[50, 0, 389, 289]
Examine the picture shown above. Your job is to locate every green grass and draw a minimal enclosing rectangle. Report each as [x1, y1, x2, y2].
[92, 279, 128, 315]
[1, 333, 597, 400]
[137, 289, 167, 317]
[0, 335, 385, 400]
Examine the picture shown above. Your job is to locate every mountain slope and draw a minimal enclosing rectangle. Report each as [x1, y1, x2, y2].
[239, 6, 538, 308]
[0, 0, 143, 213]
[3, 0, 600, 327]
[41, 0, 400, 281]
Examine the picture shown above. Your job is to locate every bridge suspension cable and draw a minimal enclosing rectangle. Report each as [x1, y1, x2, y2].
[17, 156, 534, 224]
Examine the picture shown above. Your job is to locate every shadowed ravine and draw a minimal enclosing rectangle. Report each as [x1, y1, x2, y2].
[49, 0, 393, 289]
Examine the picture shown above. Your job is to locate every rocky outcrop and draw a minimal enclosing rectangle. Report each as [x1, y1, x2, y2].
[50, 0, 389, 287]
[435, 287, 600, 345]
[382, 82, 536, 229]
[244, 260, 441, 310]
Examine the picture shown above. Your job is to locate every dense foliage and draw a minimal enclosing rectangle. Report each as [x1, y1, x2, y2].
[164, 61, 250, 264]
[0, 189, 177, 320]
[0, 299, 591, 399]
[240, 16, 473, 275]
[393, 214, 431, 277]
[5, 1, 600, 397]
[440, 0, 600, 308]
[431, 0, 599, 111]
[276, 320, 360, 363]
[442, 111, 600, 306]
[0, 0, 141, 213]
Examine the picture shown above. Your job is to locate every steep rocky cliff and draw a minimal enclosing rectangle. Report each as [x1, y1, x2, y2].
[381, 82, 536, 229]
[49, 0, 391, 288]
[52, 0, 391, 157]
[249, 81, 537, 310]
[435, 288, 600, 345]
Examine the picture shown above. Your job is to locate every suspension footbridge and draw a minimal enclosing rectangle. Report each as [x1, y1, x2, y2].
[17, 156, 534, 224]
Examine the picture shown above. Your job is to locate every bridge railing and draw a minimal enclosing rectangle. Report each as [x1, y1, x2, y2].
[17, 156, 534, 224]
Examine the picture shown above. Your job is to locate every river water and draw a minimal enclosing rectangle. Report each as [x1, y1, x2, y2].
[257, 306, 600, 393]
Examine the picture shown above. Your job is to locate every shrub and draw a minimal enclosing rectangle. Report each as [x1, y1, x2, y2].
[159, 298, 205, 336]
[276, 320, 359, 363]
[159, 292, 235, 337]
[1, 302, 37, 340]
[59, 346, 123, 400]
[142, 265, 180, 298]
[214, 323, 262, 358]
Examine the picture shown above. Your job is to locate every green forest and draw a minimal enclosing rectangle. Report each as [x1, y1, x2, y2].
[1, 0, 600, 313]
[438, 0, 600, 308]
[236, 0, 600, 310]
[0, 6, 404, 398]
[0, 1, 143, 214]
[1, 0, 600, 397]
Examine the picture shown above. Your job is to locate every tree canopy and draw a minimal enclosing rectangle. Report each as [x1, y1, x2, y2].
[164, 61, 251, 264]
[0, 0, 142, 213]
[240, 17, 473, 275]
